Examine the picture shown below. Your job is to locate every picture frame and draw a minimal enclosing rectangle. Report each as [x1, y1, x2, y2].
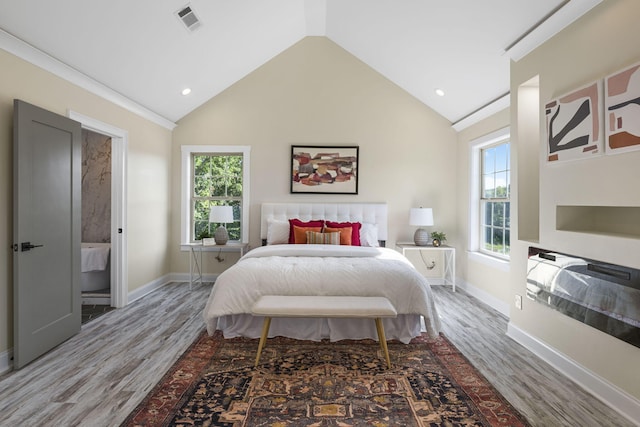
[544, 80, 603, 163]
[604, 61, 640, 155]
[291, 145, 359, 194]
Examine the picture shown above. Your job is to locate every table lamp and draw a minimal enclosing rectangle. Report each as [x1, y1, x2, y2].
[409, 207, 433, 246]
[209, 205, 234, 245]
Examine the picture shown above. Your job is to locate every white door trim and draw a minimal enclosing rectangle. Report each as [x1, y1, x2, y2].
[68, 110, 128, 308]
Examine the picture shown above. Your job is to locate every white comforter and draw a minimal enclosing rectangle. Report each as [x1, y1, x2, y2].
[203, 245, 441, 340]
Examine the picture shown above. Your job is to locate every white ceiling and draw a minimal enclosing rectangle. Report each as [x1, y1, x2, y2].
[0, 0, 601, 129]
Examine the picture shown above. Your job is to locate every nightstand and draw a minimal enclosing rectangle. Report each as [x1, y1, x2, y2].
[396, 242, 456, 292]
[181, 242, 248, 289]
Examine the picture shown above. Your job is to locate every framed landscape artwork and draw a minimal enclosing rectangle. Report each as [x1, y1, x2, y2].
[291, 145, 359, 194]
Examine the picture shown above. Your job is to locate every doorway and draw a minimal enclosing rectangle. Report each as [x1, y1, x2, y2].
[80, 129, 113, 322]
[68, 111, 128, 310]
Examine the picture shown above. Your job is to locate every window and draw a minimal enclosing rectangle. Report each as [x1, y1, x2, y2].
[181, 146, 250, 244]
[192, 153, 243, 241]
[469, 127, 510, 261]
[481, 142, 510, 258]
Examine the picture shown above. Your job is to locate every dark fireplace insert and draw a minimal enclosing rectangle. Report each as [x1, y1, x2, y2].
[527, 247, 640, 348]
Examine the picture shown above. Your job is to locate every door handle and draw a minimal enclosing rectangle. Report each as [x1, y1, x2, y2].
[21, 242, 44, 252]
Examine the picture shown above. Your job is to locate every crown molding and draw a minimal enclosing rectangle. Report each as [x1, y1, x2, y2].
[452, 93, 510, 132]
[504, 0, 603, 61]
[0, 28, 176, 130]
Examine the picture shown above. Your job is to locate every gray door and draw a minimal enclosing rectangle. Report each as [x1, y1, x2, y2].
[13, 99, 82, 369]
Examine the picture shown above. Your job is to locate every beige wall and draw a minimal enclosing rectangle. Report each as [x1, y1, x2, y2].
[6, 4, 637, 405]
[0, 49, 173, 356]
[511, 0, 640, 399]
[456, 108, 511, 304]
[170, 37, 458, 274]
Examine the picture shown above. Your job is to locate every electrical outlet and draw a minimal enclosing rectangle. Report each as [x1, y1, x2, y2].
[515, 294, 522, 310]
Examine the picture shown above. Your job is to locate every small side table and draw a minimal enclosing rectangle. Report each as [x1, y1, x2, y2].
[396, 242, 456, 292]
[181, 242, 249, 289]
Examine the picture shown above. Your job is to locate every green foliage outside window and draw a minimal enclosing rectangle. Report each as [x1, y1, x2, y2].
[481, 142, 510, 257]
[483, 201, 510, 255]
[192, 154, 243, 241]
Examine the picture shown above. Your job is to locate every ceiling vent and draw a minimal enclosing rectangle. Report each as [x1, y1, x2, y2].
[176, 4, 201, 32]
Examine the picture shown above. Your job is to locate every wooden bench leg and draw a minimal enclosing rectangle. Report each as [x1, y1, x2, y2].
[374, 318, 391, 369]
[255, 317, 272, 367]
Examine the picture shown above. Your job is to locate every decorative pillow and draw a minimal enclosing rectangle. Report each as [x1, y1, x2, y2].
[359, 223, 380, 247]
[293, 225, 323, 244]
[266, 219, 290, 245]
[324, 226, 352, 246]
[306, 231, 341, 245]
[288, 219, 325, 243]
[325, 221, 362, 246]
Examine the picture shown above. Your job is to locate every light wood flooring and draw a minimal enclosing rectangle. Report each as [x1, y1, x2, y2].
[430, 286, 635, 427]
[0, 282, 634, 426]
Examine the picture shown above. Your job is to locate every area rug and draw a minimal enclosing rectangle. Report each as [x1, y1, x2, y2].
[122, 330, 530, 426]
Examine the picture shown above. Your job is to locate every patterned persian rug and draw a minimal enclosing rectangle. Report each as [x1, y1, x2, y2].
[122, 330, 530, 426]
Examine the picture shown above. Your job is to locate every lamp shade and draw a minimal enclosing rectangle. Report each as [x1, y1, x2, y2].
[409, 208, 434, 226]
[209, 205, 234, 224]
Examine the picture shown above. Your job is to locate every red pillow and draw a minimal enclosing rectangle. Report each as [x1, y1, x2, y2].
[288, 219, 325, 243]
[324, 221, 362, 246]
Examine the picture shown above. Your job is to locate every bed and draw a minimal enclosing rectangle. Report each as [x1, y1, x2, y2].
[202, 202, 441, 344]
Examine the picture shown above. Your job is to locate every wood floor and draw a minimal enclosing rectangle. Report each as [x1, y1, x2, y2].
[0, 282, 634, 426]
[431, 286, 634, 427]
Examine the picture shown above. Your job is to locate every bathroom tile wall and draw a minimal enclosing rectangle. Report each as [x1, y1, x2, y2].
[82, 129, 111, 243]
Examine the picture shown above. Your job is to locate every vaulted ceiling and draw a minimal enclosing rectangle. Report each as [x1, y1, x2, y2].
[0, 0, 601, 130]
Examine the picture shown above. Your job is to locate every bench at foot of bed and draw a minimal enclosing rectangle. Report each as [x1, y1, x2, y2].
[251, 295, 398, 368]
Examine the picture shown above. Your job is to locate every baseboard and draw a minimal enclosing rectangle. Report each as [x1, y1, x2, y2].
[127, 274, 173, 304]
[0, 348, 12, 375]
[507, 322, 640, 425]
[454, 279, 510, 317]
[128, 272, 219, 304]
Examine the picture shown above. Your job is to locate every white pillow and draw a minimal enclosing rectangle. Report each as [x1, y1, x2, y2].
[266, 219, 290, 245]
[359, 223, 380, 247]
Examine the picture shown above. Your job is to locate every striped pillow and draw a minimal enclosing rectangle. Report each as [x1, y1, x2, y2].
[305, 231, 341, 245]
[293, 225, 323, 244]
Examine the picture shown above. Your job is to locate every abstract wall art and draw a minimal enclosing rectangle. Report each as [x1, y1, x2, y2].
[605, 61, 640, 155]
[291, 145, 359, 194]
[545, 81, 603, 162]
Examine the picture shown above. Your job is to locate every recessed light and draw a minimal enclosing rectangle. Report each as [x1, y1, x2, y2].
[435, 89, 445, 97]
[182, 88, 192, 96]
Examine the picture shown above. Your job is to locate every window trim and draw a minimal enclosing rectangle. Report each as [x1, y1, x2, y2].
[469, 127, 510, 261]
[181, 145, 250, 244]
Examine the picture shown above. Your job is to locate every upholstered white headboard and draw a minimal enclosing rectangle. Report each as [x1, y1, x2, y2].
[260, 203, 388, 242]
